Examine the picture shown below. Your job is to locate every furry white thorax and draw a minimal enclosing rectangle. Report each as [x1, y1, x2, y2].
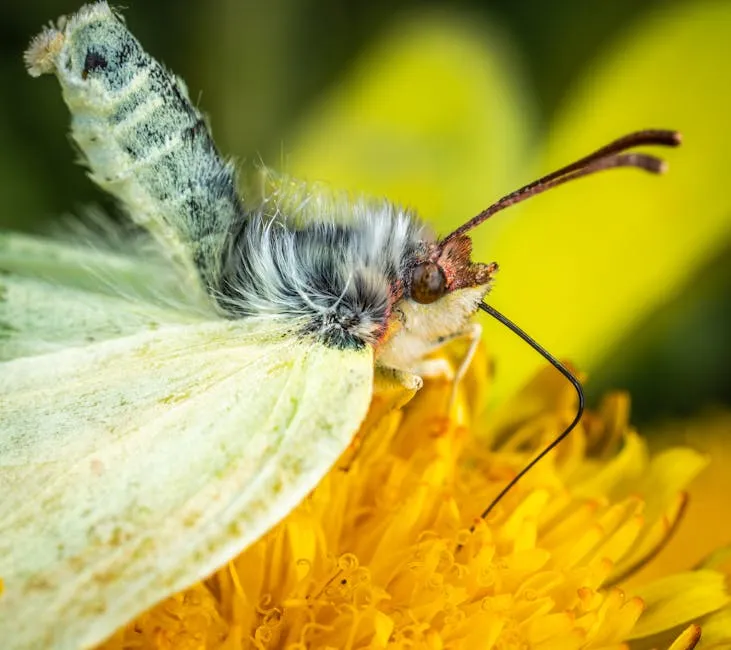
[217, 188, 431, 349]
[27, 1, 493, 370]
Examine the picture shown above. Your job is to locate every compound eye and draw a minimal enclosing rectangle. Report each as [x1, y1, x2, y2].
[411, 262, 447, 304]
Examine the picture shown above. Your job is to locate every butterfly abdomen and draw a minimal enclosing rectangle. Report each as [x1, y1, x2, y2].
[26, 3, 242, 283]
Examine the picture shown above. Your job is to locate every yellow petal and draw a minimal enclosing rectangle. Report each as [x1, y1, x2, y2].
[694, 608, 731, 648]
[632, 448, 709, 523]
[669, 624, 702, 650]
[625, 412, 731, 588]
[572, 431, 647, 500]
[288, 10, 534, 229]
[608, 447, 708, 582]
[485, 1, 731, 396]
[629, 570, 730, 638]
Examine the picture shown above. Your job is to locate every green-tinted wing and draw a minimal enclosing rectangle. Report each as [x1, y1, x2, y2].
[0, 319, 373, 650]
[0, 231, 212, 361]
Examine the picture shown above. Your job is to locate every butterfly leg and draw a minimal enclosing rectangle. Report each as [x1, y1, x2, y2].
[445, 323, 482, 410]
[410, 322, 482, 410]
[339, 366, 423, 470]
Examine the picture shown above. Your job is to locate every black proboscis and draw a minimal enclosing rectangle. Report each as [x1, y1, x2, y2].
[477, 302, 585, 521]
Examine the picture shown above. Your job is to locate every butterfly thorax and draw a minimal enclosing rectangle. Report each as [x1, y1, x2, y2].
[216, 203, 431, 349]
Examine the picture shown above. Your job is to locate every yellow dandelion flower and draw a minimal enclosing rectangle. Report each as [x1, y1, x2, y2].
[98, 344, 731, 649]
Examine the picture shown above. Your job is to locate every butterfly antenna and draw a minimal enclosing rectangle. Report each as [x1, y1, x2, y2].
[476, 302, 585, 521]
[443, 129, 681, 244]
[453, 130, 680, 530]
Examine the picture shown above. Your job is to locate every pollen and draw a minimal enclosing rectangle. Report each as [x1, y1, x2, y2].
[98, 343, 729, 649]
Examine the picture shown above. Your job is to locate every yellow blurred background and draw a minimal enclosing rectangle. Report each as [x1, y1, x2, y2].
[1, 0, 730, 428]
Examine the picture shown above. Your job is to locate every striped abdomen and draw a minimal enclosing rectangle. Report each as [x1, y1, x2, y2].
[41, 3, 242, 284]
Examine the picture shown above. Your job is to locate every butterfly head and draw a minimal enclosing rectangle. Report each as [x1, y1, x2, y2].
[376, 232, 497, 371]
[409, 235, 498, 305]
[381, 128, 682, 371]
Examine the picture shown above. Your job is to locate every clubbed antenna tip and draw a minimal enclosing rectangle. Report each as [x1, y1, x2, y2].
[442, 129, 682, 244]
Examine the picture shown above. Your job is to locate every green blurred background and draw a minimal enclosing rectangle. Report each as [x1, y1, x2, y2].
[1, 0, 729, 426]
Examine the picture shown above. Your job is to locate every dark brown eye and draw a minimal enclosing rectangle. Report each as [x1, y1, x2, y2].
[411, 262, 447, 304]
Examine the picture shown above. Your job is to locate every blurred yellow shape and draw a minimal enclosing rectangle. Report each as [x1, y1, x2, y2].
[490, 1, 731, 396]
[288, 9, 534, 232]
[625, 412, 731, 588]
[630, 571, 730, 638]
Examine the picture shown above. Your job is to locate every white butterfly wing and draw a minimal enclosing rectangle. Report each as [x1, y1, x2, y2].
[0, 231, 211, 361]
[0, 319, 373, 650]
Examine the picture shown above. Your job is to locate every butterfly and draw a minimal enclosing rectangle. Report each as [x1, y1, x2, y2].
[0, 3, 680, 648]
